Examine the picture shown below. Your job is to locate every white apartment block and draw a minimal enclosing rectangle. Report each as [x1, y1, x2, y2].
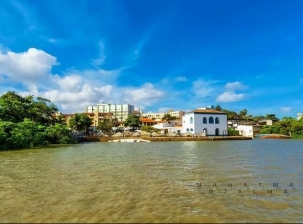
[85, 103, 135, 121]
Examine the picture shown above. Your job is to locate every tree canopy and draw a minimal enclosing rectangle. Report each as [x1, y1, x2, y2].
[0, 91, 58, 125]
[0, 92, 75, 150]
[162, 113, 176, 121]
[124, 113, 142, 128]
[69, 113, 92, 132]
[97, 118, 112, 135]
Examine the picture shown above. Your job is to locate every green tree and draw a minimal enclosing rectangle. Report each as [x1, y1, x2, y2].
[45, 123, 75, 144]
[0, 91, 58, 125]
[0, 121, 17, 150]
[215, 105, 222, 111]
[141, 125, 158, 133]
[28, 96, 58, 125]
[162, 113, 176, 121]
[69, 113, 92, 132]
[239, 109, 248, 119]
[97, 118, 112, 134]
[265, 114, 279, 122]
[112, 118, 119, 128]
[124, 113, 142, 129]
[0, 91, 31, 122]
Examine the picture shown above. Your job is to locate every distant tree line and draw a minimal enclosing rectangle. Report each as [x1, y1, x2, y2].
[215, 105, 303, 138]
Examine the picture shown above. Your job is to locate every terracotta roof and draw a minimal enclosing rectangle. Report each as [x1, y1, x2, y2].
[140, 117, 157, 123]
[187, 109, 226, 114]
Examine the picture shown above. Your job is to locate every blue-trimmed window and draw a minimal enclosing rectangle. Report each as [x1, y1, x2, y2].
[203, 117, 207, 124]
[215, 117, 219, 124]
[209, 117, 214, 124]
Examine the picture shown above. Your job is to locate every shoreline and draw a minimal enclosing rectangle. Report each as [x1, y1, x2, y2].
[84, 136, 253, 142]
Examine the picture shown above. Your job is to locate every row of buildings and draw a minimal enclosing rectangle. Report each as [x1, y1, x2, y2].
[55, 103, 273, 137]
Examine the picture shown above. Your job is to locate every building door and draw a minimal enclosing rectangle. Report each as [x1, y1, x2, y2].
[215, 128, 219, 136]
[203, 128, 207, 136]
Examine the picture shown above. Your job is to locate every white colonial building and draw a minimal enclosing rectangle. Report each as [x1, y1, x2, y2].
[182, 108, 228, 136]
[85, 103, 134, 121]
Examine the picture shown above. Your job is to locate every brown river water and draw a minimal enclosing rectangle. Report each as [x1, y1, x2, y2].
[0, 139, 303, 223]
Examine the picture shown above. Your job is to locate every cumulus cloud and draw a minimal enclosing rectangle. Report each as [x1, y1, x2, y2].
[176, 76, 187, 82]
[280, 107, 292, 112]
[124, 83, 165, 106]
[0, 47, 125, 113]
[216, 81, 248, 102]
[192, 79, 216, 97]
[216, 91, 244, 102]
[0, 48, 58, 84]
[225, 81, 248, 90]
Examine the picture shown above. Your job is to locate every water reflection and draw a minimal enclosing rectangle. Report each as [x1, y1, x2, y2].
[0, 140, 303, 222]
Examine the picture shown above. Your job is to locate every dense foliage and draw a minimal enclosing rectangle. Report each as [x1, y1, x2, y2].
[97, 118, 112, 135]
[0, 92, 75, 150]
[259, 117, 303, 138]
[124, 113, 142, 129]
[141, 125, 159, 133]
[69, 113, 92, 132]
[162, 113, 176, 121]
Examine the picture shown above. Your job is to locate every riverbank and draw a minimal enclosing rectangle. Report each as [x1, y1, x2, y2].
[256, 134, 291, 139]
[84, 136, 253, 142]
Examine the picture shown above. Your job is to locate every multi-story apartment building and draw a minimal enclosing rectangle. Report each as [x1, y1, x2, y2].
[141, 110, 185, 121]
[85, 103, 135, 121]
[54, 111, 113, 128]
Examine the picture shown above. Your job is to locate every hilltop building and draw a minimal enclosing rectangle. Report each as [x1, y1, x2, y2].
[85, 103, 134, 121]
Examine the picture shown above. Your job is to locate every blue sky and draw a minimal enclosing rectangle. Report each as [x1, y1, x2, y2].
[0, 0, 303, 118]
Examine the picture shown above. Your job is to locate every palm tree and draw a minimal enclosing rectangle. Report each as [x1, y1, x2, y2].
[97, 118, 112, 135]
[215, 105, 222, 111]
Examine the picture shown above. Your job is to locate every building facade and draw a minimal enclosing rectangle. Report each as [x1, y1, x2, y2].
[54, 111, 113, 128]
[85, 103, 134, 121]
[182, 108, 228, 136]
[141, 110, 185, 121]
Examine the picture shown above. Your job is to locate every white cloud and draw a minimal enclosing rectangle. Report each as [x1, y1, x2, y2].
[192, 79, 216, 97]
[216, 81, 248, 102]
[176, 76, 187, 82]
[216, 91, 244, 102]
[92, 41, 106, 66]
[225, 81, 247, 90]
[51, 74, 83, 92]
[280, 107, 292, 112]
[124, 83, 164, 107]
[0, 48, 57, 84]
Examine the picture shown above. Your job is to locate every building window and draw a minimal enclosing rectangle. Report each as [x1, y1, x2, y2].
[203, 117, 207, 124]
[186, 128, 189, 131]
[190, 117, 193, 124]
[209, 117, 214, 124]
[215, 117, 219, 124]
[190, 128, 193, 131]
